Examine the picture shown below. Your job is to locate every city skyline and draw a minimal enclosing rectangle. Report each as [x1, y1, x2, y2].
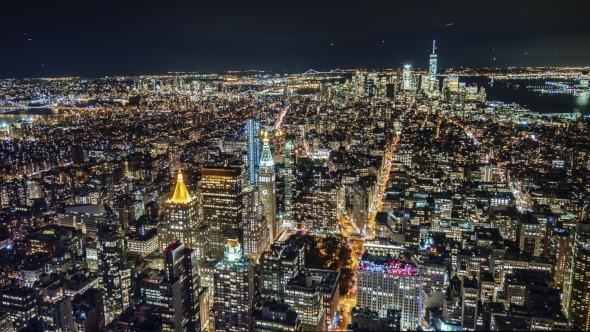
[1, 1, 590, 331]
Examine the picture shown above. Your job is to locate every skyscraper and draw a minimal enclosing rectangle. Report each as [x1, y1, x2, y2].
[161, 241, 201, 332]
[258, 133, 278, 241]
[403, 64, 413, 91]
[282, 135, 295, 229]
[429, 40, 438, 93]
[158, 170, 199, 250]
[242, 186, 269, 258]
[247, 114, 261, 187]
[201, 167, 243, 258]
[565, 221, 590, 329]
[97, 224, 128, 324]
[212, 239, 255, 332]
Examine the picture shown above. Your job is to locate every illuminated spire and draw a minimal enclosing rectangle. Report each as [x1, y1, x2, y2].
[260, 132, 274, 167]
[171, 169, 192, 204]
[433, 40, 436, 55]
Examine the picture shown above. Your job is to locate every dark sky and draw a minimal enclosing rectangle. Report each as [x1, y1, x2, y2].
[1, 0, 589, 78]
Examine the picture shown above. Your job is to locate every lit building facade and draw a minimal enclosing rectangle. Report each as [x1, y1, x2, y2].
[259, 134, 278, 241]
[161, 241, 200, 332]
[403, 64, 413, 91]
[212, 239, 255, 332]
[242, 186, 269, 258]
[158, 170, 199, 250]
[247, 114, 261, 187]
[566, 221, 590, 330]
[356, 254, 423, 330]
[259, 241, 305, 299]
[201, 167, 243, 258]
[429, 40, 438, 93]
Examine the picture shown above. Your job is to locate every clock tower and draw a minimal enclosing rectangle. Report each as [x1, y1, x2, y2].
[258, 133, 278, 241]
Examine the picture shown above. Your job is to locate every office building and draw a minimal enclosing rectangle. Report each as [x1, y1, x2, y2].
[259, 241, 305, 299]
[201, 167, 243, 258]
[212, 239, 255, 332]
[282, 135, 295, 229]
[161, 241, 200, 332]
[58, 204, 106, 240]
[38, 290, 76, 332]
[97, 225, 129, 324]
[259, 133, 278, 241]
[242, 186, 269, 258]
[284, 273, 326, 332]
[247, 114, 261, 187]
[429, 40, 438, 93]
[252, 300, 302, 332]
[0, 286, 38, 330]
[356, 254, 423, 330]
[403, 64, 413, 91]
[158, 170, 199, 250]
[565, 221, 590, 330]
[72, 288, 105, 332]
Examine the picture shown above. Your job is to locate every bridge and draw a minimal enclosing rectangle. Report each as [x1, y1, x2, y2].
[292, 69, 347, 76]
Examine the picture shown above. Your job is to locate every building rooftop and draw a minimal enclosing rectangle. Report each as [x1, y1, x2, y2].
[358, 253, 419, 276]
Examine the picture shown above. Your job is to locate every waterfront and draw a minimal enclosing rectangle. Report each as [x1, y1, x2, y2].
[461, 76, 589, 114]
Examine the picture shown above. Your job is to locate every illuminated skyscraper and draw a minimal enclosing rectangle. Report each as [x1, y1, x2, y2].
[242, 186, 269, 258]
[565, 221, 590, 330]
[403, 64, 413, 91]
[161, 241, 201, 332]
[212, 239, 254, 332]
[158, 170, 199, 250]
[258, 133, 278, 241]
[282, 135, 295, 229]
[247, 114, 261, 187]
[97, 224, 129, 324]
[429, 40, 438, 93]
[201, 167, 243, 258]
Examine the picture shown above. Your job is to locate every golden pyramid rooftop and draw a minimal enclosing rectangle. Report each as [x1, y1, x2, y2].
[170, 170, 192, 204]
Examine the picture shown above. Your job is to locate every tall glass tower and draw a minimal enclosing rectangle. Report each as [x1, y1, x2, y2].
[247, 114, 261, 187]
[403, 64, 413, 91]
[429, 40, 438, 92]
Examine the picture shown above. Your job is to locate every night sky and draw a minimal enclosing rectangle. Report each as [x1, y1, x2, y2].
[2, 0, 589, 78]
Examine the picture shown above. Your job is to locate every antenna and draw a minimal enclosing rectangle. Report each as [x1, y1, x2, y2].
[433, 40, 436, 54]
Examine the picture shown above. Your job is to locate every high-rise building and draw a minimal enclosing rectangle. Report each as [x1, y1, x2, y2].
[461, 277, 478, 331]
[97, 225, 129, 324]
[284, 273, 326, 332]
[550, 227, 569, 289]
[429, 40, 438, 93]
[247, 114, 261, 187]
[403, 64, 413, 91]
[158, 170, 199, 250]
[0, 287, 37, 330]
[282, 135, 295, 229]
[565, 221, 590, 329]
[201, 167, 243, 258]
[356, 254, 423, 330]
[39, 292, 76, 332]
[161, 241, 201, 332]
[252, 300, 302, 332]
[242, 186, 269, 258]
[72, 288, 105, 332]
[259, 241, 305, 299]
[259, 134, 278, 241]
[212, 239, 255, 332]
